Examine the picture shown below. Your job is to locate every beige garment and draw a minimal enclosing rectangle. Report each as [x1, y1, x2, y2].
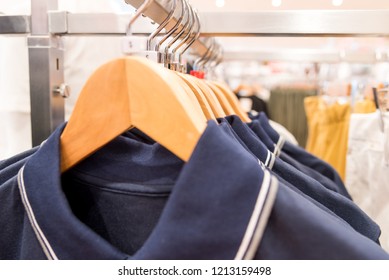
[305, 96, 379, 181]
[269, 120, 298, 146]
[346, 112, 389, 251]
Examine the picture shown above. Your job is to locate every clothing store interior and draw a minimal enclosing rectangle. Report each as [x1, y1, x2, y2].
[1, 0, 389, 260]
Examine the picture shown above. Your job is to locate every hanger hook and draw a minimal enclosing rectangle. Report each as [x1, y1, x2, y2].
[146, 0, 177, 50]
[200, 39, 217, 70]
[195, 38, 214, 70]
[164, 0, 190, 56]
[210, 41, 220, 65]
[126, 0, 154, 36]
[180, 8, 201, 56]
[216, 45, 224, 66]
[172, 3, 194, 55]
[205, 40, 220, 71]
[206, 43, 222, 73]
[174, 6, 197, 70]
[193, 38, 211, 70]
[156, 0, 185, 52]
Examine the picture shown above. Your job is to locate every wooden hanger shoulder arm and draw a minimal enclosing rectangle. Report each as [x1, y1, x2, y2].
[60, 57, 207, 172]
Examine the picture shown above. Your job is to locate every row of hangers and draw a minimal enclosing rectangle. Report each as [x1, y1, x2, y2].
[123, 0, 222, 74]
[59, 0, 250, 173]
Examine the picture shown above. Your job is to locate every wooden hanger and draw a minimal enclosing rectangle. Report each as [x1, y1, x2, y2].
[172, 72, 210, 119]
[175, 72, 216, 120]
[186, 74, 226, 118]
[204, 80, 236, 116]
[211, 81, 251, 122]
[60, 57, 207, 172]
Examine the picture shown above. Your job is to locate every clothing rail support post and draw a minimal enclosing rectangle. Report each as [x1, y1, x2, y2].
[28, 0, 65, 146]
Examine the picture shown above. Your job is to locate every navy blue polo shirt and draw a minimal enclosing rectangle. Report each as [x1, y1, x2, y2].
[217, 119, 355, 224]
[0, 121, 388, 259]
[248, 120, 276, 153]
[222, 115, 381, 244]
[254, 112, 351, 199]
[247, 119, 349, 197]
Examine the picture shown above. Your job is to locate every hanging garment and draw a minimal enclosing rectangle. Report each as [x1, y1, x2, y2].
[222, 116, 380, 243]
[1, 120, 388, 259]
[249, 112, 299, 145]
[346, 111, 389, 251]
[268, 120, 299, 146]
[268, 87, 316, 147]
[304, 96, 379, 181]
[248, 119, 352, 199]
[253, 112, 349, 198]
[304, 96, 351, 180]
[236, 92, 269, 116]
[353, 99, 376, 114]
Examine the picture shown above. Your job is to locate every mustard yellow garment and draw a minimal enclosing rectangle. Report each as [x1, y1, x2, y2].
[353, 99, 376, 114]
[305, 97, 377, 181]
[305, 96, 350, 180]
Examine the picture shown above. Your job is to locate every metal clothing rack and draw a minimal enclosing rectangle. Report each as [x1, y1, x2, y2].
[222, 50, 388, 63]
[2, 1, 389, 145]
[1, 0, 65, 146]
[199, 10, 389, 37]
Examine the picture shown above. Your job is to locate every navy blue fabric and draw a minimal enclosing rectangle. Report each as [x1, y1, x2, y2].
[257, 182, 386, 260]
[218, 119, 353, 224]
[0, 146, 39, 169]
[279, 152, 342, 193]
[0, 121, 388, 259]
[0, 122, 263, 259]
[247, 119, 276, 153]
[0, 146, 39, 186]
[223, 115, 381, 244]
[0, 175, 47, 259]
[254, 112, 351, 199]
[135, 121, 265, 259]
[247, 120, 347, 197]
[265, 163, 354, 224]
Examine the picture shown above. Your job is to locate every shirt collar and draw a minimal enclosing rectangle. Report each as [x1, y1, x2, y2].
[248, 120, 276, 153]
[18, 121, 278, 260]
[258, 112, 280, 143]
[223, 115, 269, 163]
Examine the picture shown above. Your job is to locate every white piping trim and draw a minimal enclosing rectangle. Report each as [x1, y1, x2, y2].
[17, 166, 58, 260]
[243, 175, 278, 260]
[268, 152, 276, 170]
[275, 136, 286, 156]
[265, 150, 271, 167]
[273, 144, 280, 157]
[235, 170, 272, 260]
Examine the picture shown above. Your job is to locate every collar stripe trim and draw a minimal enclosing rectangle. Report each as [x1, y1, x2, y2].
[265, 150, 271, 167]
[17, 166, 58, 260]
[242, 174, 278, 260]
[268, 152, 276, 170]
[275, 136, 286, 156]
[235, 169, 278, 260]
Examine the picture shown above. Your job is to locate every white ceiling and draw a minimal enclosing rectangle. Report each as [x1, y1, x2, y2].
[190, 0, 389, 12]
